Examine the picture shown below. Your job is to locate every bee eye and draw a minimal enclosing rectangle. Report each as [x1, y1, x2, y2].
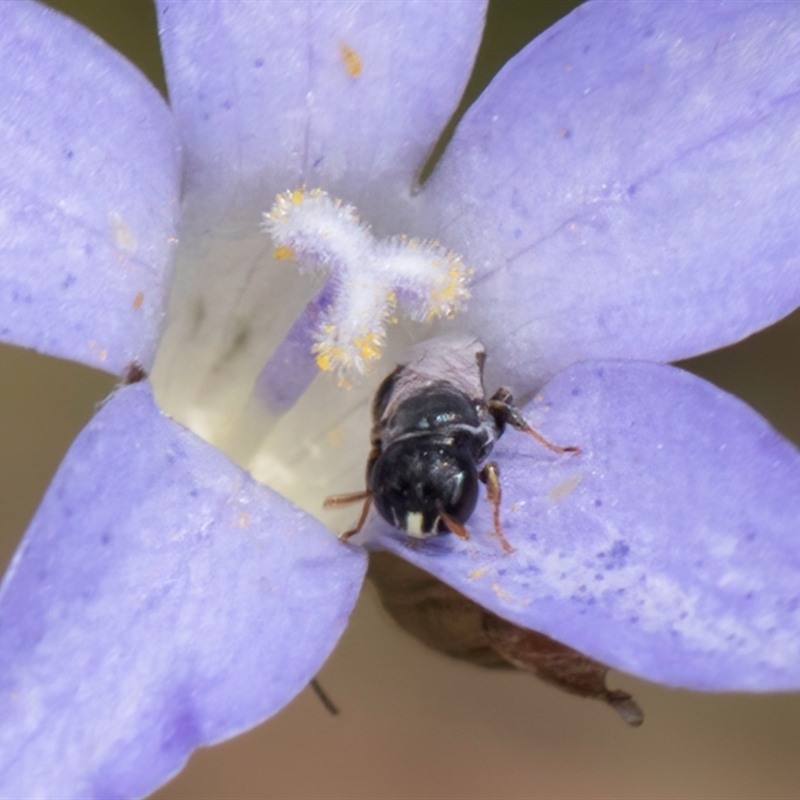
[368, 439, 479, 538]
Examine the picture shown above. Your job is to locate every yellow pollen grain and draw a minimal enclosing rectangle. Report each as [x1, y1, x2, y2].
[88, 339, 109, 362]
[132, 291, 144, 310]
[274, 246, 296, 261]
[468, 565, 491, 580]
[354, 333, 382, 362]
[237, 512, 249, 529]
[110, 212, 138, 254]
[326, 426, 345, 447]
[547, 473, 584, 501]
[435, 282, 457, 302]
[291, 189, 304, 205]
[491, 583, 513, 601]
[340, 43, 362, 77]
[315, 345, 345, 372]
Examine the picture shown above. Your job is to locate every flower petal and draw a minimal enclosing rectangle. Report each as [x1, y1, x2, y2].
[0, 381, 366, 798]
[370, 360, 800, 691]
[157, 0, 486, 224]
[0, 2, 181, 375]
[421, 1, 800, 391]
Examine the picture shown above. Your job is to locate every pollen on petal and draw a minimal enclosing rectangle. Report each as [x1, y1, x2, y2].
[263, 188, 471, 380]
[109, 211, 138, 254]
[340, 43, 362, 78]
[89, 340, 108, 362]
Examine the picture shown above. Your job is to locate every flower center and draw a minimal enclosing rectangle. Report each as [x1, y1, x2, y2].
[150, 188, 470, 526]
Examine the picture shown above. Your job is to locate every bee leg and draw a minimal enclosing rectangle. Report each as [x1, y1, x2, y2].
[479, 462, 514, 554]
[323, 491, 372, 541]
[488, 387, 580, 455]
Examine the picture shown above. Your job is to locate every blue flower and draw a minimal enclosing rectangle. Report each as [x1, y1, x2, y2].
[2, 1, 800, 797]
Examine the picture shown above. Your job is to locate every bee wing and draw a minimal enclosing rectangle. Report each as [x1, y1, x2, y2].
[378, 335, 487, 424]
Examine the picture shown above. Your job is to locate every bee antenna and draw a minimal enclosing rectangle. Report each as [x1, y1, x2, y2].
[438, 508, 470, 541]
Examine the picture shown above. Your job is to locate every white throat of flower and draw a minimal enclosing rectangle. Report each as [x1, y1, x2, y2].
[151, 187, 471, 526]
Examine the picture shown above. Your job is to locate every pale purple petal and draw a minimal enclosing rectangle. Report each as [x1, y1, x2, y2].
[0, 382, 366, 799]
[0, 1, 180, 375]
[422, 1, 800, 392]
[157, 0, 486, 226]
[370, 361, 800, 691]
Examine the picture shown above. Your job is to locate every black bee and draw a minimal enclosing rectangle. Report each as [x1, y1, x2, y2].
[325, 336, 578, 552]
[326, 338, 643, 726]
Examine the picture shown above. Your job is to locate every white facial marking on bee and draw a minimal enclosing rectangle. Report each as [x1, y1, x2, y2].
[405, 512, 426, 538]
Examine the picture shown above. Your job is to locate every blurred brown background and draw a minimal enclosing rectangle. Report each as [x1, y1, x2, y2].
[2, 1, 800, 797]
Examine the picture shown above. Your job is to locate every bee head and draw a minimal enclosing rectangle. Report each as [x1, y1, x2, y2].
[367, 436, 479, 538]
